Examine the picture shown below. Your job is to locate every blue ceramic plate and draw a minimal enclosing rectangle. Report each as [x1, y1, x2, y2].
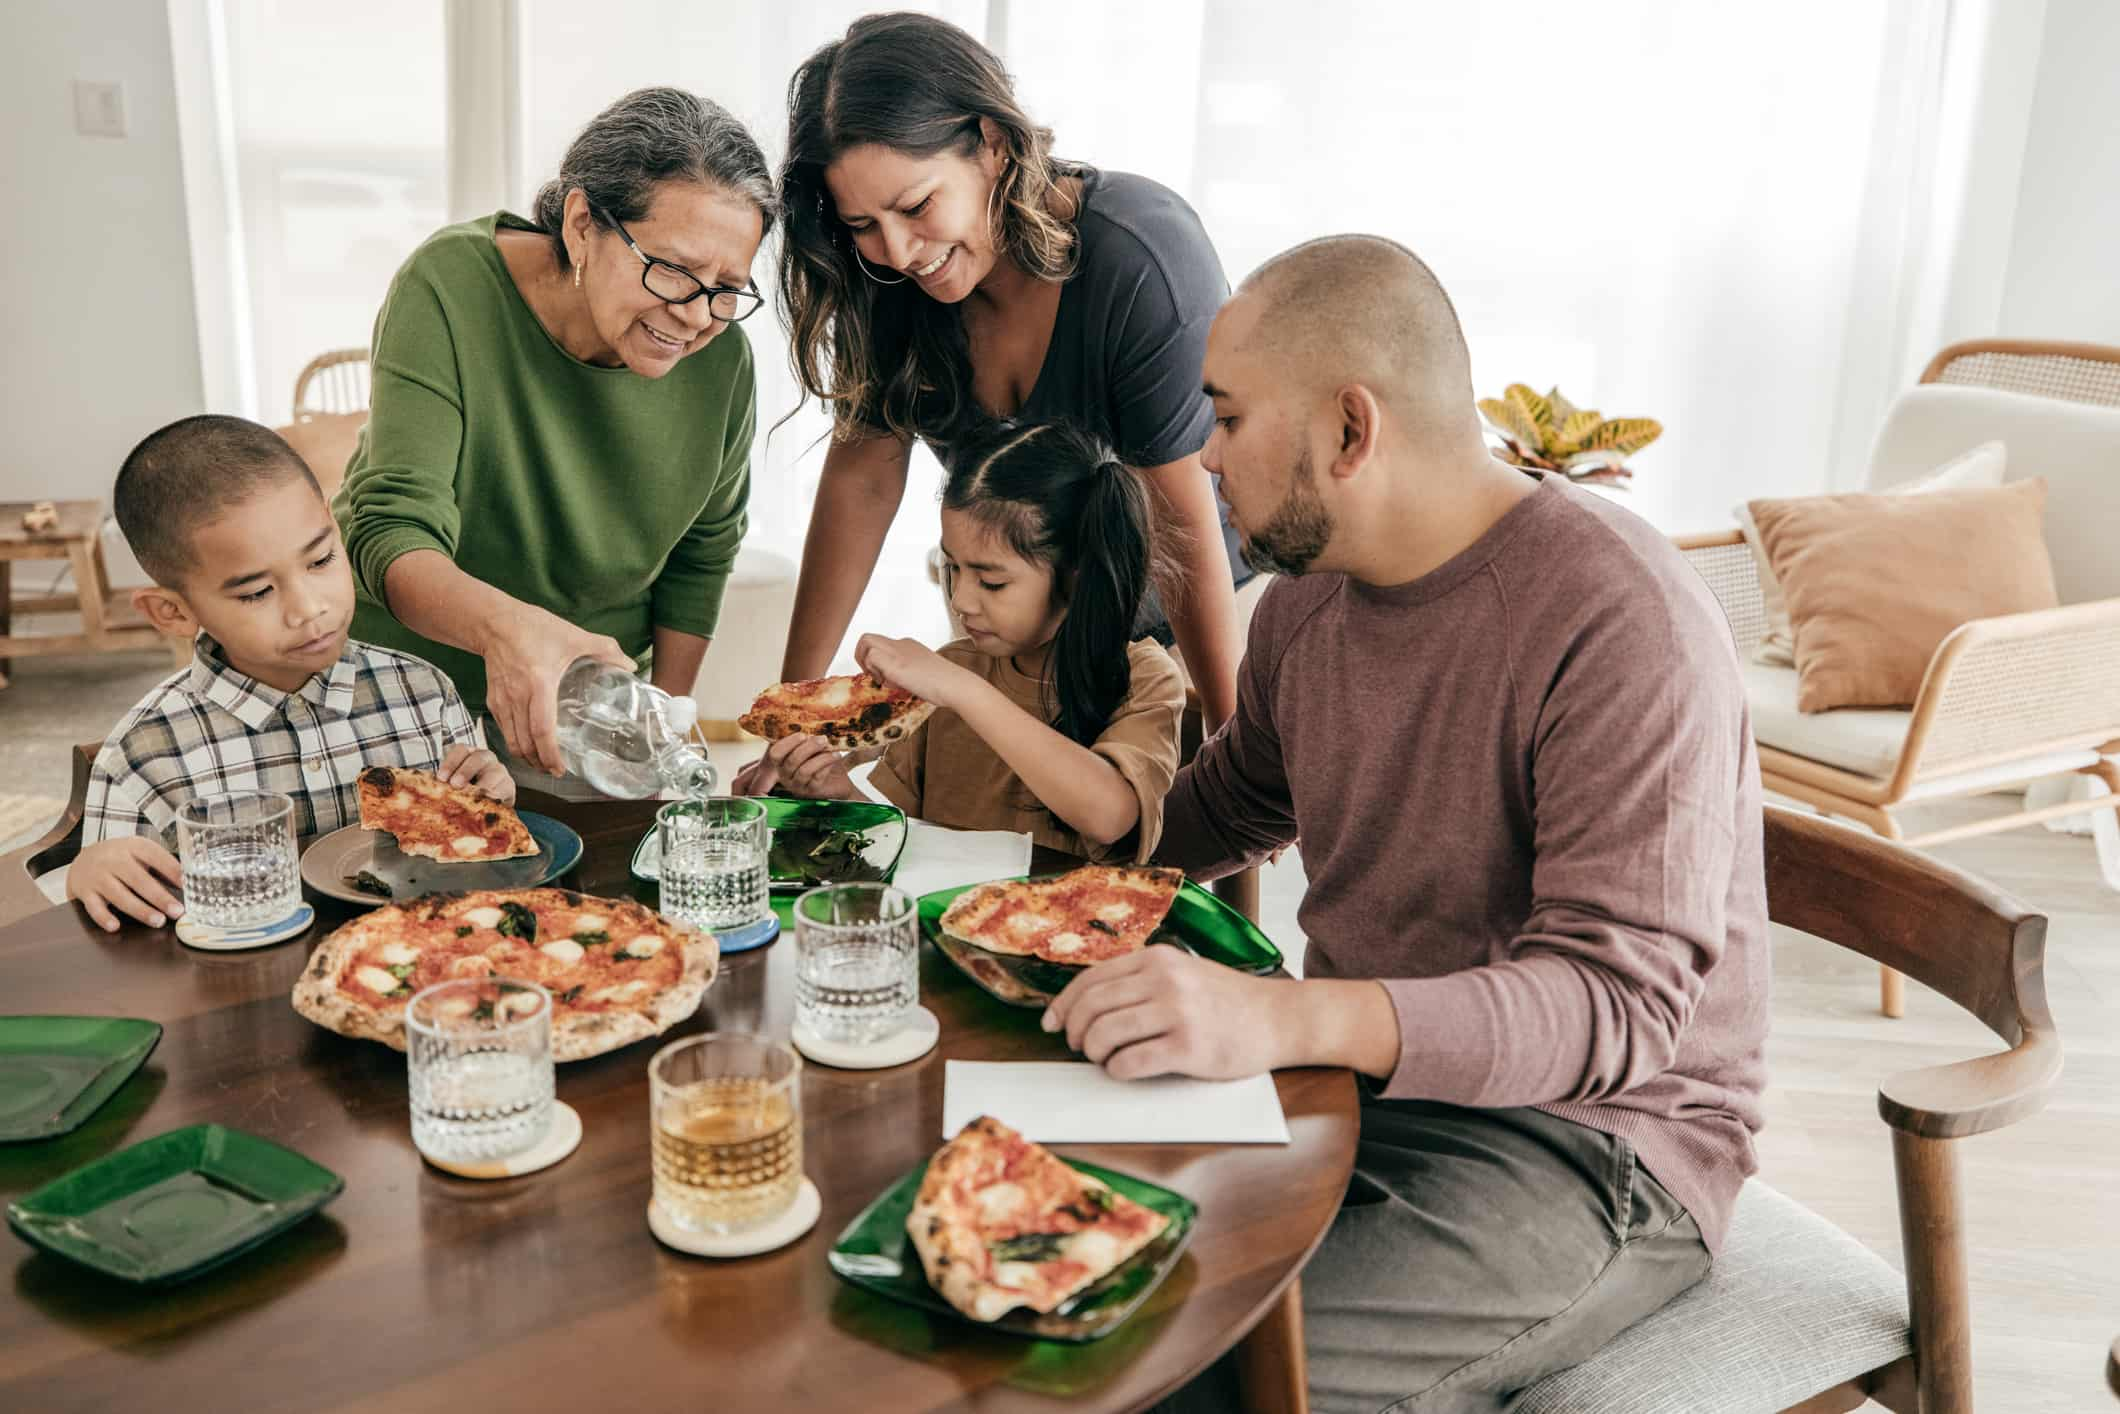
[299, 811, 583, 906]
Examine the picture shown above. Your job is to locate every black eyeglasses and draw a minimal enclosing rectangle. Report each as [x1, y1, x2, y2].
[593, 205, 762, 322]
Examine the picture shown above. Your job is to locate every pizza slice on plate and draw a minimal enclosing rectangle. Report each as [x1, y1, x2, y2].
[907, 1116, 1170, 1321]
[357, 765, 538, 863]
[940, 865, 1184, 966]
[739, 673, 935, 750]
[291, 887, 716, 1062]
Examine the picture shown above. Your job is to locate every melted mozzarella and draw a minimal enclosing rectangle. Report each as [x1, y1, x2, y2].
[501, 991, 543, 1018]
[1044, 932, 1087, 958]
[1095, 902, 1134, 924]
[461, 905, 504, 929]
[975, 1182, 1029, 1225]
[1066, 1228, 1124, 1271]
[1007, 912, 1051, 936]
[620, 934, 663, 957]
[449, 955, 494, 979]
[590, 980, 651, 1003]
[539, 939, 584, 964]
[377, 941, 421, 966]
[438, 996, 476, 1018]
[572, 913, 607, 933]
[991, 1261, 1041, 1292]
[450, 835, 486, 856]
[354, 965, 400, 994]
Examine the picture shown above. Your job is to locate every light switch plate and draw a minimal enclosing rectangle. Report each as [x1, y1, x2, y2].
[72, 80, 126, 138]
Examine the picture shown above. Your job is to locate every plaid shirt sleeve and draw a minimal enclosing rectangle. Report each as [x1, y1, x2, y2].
[79, 745, 159, 847]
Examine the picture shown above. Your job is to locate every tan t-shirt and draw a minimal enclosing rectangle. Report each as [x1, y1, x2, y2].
[869, 639, 1184, 863]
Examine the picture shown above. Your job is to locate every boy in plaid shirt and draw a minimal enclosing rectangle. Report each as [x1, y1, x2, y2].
[69, 415, 512, 932]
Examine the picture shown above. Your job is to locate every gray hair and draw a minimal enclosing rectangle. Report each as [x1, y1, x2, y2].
[532, 87, 776, 265]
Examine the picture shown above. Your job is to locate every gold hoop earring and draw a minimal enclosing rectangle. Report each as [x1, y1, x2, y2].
[853, 247, 907, 286]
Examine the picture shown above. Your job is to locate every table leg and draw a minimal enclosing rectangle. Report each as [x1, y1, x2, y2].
[1235, 1279, 1308, 1414]
[69, 537, 108, 641]
[0, 558, 11, 681]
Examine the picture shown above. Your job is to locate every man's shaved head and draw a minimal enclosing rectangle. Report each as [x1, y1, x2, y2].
[1230, 234, 1480, 448]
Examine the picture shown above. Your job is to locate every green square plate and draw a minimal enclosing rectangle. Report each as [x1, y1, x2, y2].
[0, 1016, 163, 1143]
[827, 1154, 1198, 1342]
[7, 1123, 344, 1284]
[919, 877, 1284, 1009]
[632, 797, 908, 893]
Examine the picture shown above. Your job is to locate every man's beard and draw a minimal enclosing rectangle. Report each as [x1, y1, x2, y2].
[1238, 447, 1335, 577]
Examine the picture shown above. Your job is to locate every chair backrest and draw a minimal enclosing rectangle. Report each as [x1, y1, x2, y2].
[1864, 382, 2120, 605]
[292, 348, 372, 418]
[1765, 805, 2052, 1051]
[1921, 338, 2120, 408]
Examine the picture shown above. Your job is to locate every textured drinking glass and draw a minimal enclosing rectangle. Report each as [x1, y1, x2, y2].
[176, 791, 300, 928]
[406, 978, 555, 1165]
[793, 883, 918, 1046]
[649, 1033, 803, 1235]
[658, 798, 769, 932]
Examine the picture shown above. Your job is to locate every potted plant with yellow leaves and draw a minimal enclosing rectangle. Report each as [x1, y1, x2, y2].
[1477, 384, 1661, 487]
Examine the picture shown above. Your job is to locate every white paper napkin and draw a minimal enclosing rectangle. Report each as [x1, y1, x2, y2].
[887, 818, 1034, 901]
[942, 1061, 1291, 1144]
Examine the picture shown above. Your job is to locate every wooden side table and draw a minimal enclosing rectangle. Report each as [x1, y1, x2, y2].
[0, 500, 189, 689]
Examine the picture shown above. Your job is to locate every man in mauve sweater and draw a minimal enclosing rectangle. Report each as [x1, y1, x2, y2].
[1048, 236, 1769, 1413]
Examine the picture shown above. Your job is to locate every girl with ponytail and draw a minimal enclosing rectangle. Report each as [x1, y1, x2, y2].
[733, 419, 1185, 862]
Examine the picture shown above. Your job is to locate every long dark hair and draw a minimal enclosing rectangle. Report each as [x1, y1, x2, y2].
[778, 12, 1082, 443]
[944, 421, 1168, 746]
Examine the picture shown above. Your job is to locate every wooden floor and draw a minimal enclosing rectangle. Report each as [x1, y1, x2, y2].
[2, 648, 2115, 1408]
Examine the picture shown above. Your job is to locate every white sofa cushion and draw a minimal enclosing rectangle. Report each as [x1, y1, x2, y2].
[1869, 385, 2120, 604]
[1741, 661, 1909, 778]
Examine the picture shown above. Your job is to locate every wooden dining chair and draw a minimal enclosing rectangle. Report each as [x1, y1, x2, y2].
[291, 347, 372, 418]
[1516, 805, 2060, 1414]
[0, 740, 99, 925]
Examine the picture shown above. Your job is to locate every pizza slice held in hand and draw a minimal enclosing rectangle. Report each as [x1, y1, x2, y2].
[739, 674, 936, 750]
[356, 766, 538, 863]
[908, 1116, 1171, 1322]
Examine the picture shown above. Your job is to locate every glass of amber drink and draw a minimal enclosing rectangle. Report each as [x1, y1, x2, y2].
[648, 1033, 803, 1236]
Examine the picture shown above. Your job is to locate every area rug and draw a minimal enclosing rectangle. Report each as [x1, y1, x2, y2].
[0, 794, 64, 854]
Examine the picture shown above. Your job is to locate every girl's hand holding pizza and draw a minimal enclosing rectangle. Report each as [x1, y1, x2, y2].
[731, 733, 861, 800]
[853, 635, 979, 709]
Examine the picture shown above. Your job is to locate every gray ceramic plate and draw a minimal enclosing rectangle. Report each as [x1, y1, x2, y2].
[299, 812, 582, 906]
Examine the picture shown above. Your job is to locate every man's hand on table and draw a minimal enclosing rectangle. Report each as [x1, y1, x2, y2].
[1044, 947, 1404, 1082]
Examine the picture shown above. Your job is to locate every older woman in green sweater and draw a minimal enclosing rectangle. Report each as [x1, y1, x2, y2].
[337, 88, 773, 792]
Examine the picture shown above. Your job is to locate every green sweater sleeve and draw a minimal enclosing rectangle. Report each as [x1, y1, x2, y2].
[340, 267, 465, 604]
[650, 334, 754, 639]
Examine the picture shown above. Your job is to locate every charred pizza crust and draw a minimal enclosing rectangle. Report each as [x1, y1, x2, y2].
[292, 887, 715, 1062]
[940, 865, 1184, 966]
[356, 765, 538, 863]
[738, 674, 937, 750]
[907, 1116, 1169, 1322]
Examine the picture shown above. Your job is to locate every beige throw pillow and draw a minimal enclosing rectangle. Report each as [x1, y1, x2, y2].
[1748, 478, 2058, 713]
[1736, 439, 2006, 666]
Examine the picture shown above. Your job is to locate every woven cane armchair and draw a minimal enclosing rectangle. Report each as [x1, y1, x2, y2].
[1679, 340, 2120, 1018]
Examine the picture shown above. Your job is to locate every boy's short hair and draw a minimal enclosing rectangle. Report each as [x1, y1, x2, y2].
[114, 415, 321, 587]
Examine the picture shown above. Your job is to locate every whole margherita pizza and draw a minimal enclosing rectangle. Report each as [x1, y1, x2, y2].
[940, 865, 1184, 966]
[909, 1116, 1170, 1321]
[292, 887, 715, 1061]
[357, 766, 538, 863]
[739, 673, 935, 749]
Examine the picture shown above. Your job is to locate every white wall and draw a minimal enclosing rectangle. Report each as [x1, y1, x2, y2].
[0, 0, 204, 525]
[1999, 0, 2120, 341]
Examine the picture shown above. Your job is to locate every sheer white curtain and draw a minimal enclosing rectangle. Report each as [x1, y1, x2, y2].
[176, 0, 2036, 652]
[1003, 0, 2005, 534]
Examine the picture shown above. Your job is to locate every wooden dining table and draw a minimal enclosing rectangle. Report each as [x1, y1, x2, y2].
[0, 792, 1358, 1412]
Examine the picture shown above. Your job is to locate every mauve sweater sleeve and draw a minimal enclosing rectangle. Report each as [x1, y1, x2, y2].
[1153, 609, 1299, 879]
[1375, 585, 1746, 1105]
